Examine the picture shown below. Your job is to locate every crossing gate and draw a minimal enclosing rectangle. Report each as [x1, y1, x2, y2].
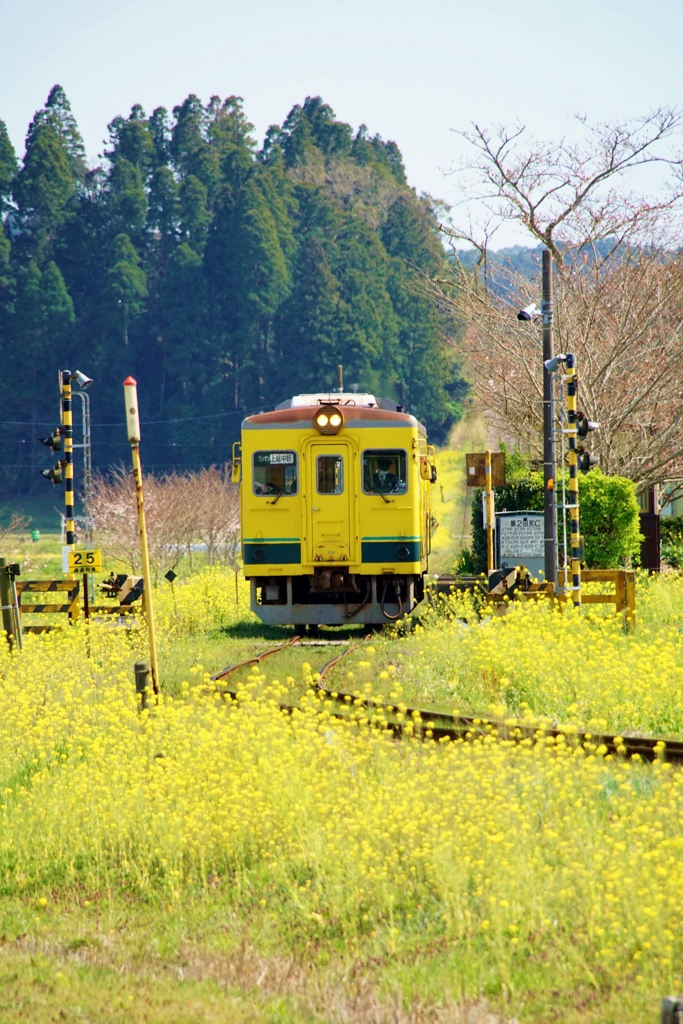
[15, 579, 141, 632]
[16, 579, 80, 633]
[434, 568, 637, 630]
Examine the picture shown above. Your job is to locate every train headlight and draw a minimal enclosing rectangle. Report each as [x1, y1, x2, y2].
[314, 407, 344, 434]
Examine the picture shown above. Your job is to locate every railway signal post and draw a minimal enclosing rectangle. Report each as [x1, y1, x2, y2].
[43, 371, 94, 584]
[123, 376, 159, 696]
[565, 353, 581, 608]
[545, 351, 599, 607]
[541, 250, 558, 587]
[61, 371, 75, 550]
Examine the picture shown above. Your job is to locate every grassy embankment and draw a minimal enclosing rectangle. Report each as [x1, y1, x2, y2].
[1, 432, 681, 1023]
[0, 572, 681, 1021]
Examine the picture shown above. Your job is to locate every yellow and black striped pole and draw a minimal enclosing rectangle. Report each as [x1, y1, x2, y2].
[565, 353, 581, 608]
[61, 370, 75, 548]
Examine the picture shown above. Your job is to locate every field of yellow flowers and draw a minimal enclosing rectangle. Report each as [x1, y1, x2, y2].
[0, 567, 682, 1023]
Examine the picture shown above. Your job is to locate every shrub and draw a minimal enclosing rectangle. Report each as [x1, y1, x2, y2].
[660, 515, 683, 569]
[578, 470, 642, 568]
[460, 453, 641, 573]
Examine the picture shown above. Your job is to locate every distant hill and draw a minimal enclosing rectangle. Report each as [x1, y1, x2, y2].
[452, 238, 630, 299]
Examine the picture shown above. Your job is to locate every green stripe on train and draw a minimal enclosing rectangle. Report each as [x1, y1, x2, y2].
[243, 542, 301, 565]
[361, 540, 421, 562]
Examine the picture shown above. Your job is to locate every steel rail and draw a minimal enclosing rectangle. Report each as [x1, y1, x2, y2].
[211, 635, 301, 681]
[211, 638, 683, 766]
[314, 673, 683, 764]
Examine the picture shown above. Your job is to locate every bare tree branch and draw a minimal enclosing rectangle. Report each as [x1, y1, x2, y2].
[91, 467, 240, 579]
[447, 108, 683, 261]
[424, 252, 683, 489]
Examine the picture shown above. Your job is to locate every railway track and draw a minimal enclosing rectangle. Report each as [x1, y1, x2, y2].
[212, 638, 683, 766]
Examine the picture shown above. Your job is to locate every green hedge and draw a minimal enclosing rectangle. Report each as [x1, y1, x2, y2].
[661, 515, 683, 569]
[456, 453, 641, 574]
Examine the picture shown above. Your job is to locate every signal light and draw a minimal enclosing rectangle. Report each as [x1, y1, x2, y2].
[576, 411, 600, 438]
[39, 429, 63, 452]
[574, 410, 599, 473]
[41, 463, 64, 485]
[578, 448, 599, 474]
[314, 407, 344, 434]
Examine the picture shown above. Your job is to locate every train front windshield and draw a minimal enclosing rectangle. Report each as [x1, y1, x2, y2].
[253, 451, 298, 495]
[362, 450, 408, 494]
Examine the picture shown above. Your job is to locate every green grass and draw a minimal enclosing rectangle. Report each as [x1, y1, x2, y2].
[0, 895, 662, 1024]
[0, 570, 681, 1023]
[2, 440, 683, 1023]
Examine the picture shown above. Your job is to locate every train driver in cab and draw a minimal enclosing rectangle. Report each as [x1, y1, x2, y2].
[370, 456, 399, 493]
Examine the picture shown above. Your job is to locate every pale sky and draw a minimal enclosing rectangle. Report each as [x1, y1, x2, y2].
[1, 0, 682, 245]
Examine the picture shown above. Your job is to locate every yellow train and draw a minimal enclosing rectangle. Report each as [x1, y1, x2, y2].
[233, 390, 437, 629]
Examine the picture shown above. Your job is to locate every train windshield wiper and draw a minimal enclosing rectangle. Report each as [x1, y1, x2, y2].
[269, 489, 285, 504]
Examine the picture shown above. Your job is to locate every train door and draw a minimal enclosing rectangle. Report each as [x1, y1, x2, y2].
[306, 441, 356, 564]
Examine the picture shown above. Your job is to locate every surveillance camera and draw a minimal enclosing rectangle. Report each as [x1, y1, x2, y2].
[73, 370, 93, 390]
[544, 355, 567, 373]
[517, 303, 540, 322]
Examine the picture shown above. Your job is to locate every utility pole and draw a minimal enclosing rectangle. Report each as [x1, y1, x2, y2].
[542, 250, 557, 586]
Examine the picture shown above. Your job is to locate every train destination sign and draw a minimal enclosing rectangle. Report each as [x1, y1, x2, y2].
[255, 452, 295, 465]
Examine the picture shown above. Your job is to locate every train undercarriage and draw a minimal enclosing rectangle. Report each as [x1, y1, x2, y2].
[250, 569, 425, 626]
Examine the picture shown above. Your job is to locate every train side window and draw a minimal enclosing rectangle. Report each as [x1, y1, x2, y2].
[253, 451, 298, 496]
[362, 450, 408, 494]
[317, 454, 344, 494]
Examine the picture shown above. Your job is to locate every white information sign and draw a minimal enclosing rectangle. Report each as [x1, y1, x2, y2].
[498, 514, 544, 561]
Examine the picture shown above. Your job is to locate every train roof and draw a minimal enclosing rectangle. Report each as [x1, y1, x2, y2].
[277, 392, 387, 409]
[243, 399, 426, 435]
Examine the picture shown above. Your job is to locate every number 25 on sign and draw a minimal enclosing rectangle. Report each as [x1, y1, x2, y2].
[68, 549, 102, 573]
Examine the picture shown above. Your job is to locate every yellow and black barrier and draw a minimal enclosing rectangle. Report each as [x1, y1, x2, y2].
[16, 579, 80, 633]
[514, 568, 636, 630]
[16, 576, 143, 632]
[436, 567, 636, 630]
